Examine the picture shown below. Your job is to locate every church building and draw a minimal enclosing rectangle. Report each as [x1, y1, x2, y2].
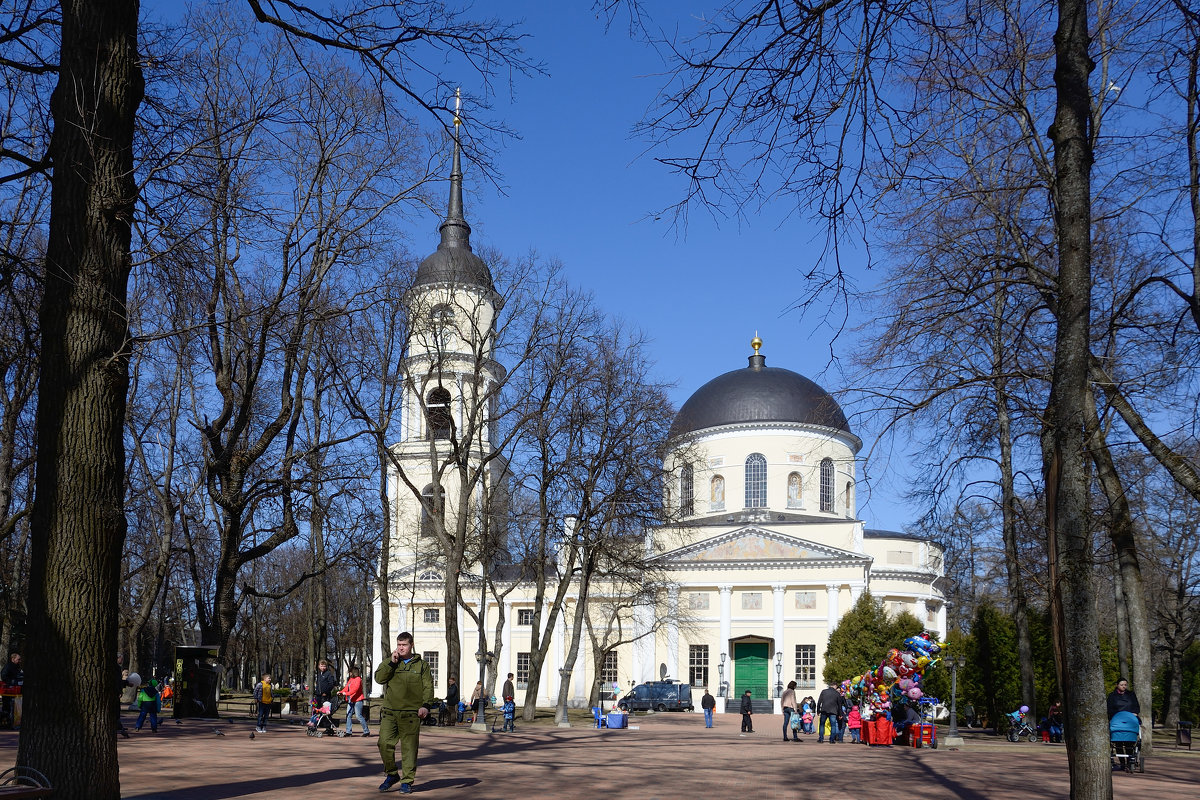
[370, 126, 947, 713]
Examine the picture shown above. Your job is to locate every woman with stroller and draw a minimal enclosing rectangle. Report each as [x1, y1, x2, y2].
[1106, 678, 1140, 719]
[341, 667, 371, 737]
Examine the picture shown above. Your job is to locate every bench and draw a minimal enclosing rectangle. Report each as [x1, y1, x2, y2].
[0, 766, 52, 798]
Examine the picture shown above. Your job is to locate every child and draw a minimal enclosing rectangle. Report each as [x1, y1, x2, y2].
[135, 679, 160, 732]
[254, 673, 273, 733]
[847, 704, 862, 743]
[501, 696, 516, 732]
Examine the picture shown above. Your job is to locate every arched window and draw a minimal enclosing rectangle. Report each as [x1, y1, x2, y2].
[745, 453, 767, 508]
[844, 481, 853, 515]
[820, 458, 835, 513]
[426, 386, 452, 440]
[787, 472, 803, 508]
[710, 475, 725, 510]
[680, 463, 694, 516]
[430, 303, 455, 322]
[420, 485, 443, 537]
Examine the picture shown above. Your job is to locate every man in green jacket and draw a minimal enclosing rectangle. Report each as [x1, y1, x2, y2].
[375, 632, 434, 793]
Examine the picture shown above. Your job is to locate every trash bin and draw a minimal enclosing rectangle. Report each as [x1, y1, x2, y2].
[1178, 721, 1193, 750]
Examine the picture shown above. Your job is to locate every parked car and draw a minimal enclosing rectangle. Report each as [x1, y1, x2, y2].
[618, 680, 694, 712]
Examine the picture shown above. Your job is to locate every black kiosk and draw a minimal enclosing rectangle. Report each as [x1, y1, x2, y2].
[173, 645, 221, 719]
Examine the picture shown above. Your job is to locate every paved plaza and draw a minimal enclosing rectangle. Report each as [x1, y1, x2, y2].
[3, 712, 1198, 799]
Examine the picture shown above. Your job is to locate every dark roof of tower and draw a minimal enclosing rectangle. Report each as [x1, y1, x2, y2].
[668, 350, 851, 439]
[414, 130, 495, 293]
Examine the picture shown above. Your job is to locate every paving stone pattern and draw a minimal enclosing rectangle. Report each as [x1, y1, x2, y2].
[2, 712, 1198, 798]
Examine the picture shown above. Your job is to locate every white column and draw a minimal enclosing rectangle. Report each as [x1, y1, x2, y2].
[666, 586, 680, 681]
[938, 601, 948, 638]
[502, 601, 513, 680]
[849, 581, 865, 606]
[773, 584, 787, 713]
[552, 612, 566, 703]
[826, 583, 840, 633]
[772, 583, 786, 653]
[633, 603, 655, 683]
[719, 585, 732, 698]
[572, 643, 586, 705]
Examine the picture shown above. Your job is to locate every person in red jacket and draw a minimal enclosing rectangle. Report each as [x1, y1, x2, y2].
[341, 667, 371, 736]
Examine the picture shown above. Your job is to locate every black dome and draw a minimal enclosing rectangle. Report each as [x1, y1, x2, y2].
[414, 243, 494, 293]
[669, 353, 851, 439]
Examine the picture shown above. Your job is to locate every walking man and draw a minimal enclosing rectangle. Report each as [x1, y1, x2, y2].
[817, 682, 841, 743]
[701, 687, 716, 728]
[375, 632, 433, 794]
[739, 689, 754, 733]
[502, 673, 515, 703]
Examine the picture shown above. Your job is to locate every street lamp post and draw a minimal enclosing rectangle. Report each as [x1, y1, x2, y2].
[775, 651, 783, 698]
[945, 653, 966, 748]
[718, 652, 727, 698]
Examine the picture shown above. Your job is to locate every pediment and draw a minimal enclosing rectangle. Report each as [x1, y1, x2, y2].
[656, 526, 867, 566]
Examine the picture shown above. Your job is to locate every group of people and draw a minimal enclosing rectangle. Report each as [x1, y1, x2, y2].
[255, 659, 371, 736]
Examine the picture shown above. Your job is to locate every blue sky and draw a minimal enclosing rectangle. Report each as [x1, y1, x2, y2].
[467, 2, 914, 530]
[144, 0, 917, 530]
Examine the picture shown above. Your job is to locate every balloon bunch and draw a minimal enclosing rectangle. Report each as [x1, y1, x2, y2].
[843, 632, 947, 713]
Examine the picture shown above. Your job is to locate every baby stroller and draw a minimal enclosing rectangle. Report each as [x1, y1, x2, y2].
[306, 700, 346, 738]
[1005, 710, 1037, 742]
[1109, 711, 1143, 773]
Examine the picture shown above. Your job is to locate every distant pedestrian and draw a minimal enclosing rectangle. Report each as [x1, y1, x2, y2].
[502, 673, 515, 703]
[781, 681, 799, 742]
[254, 673, 273, 733]
[701, 687, 716, 728]
[469, 680, 484, 722]
[313, 659, 337, 710]
[847, 704, 862, 743]
[135, 679, 160, 732]
[739, 690, 754, 733]
[444, 677, 460, 725]
[115, 655, 130, 738]
[817, 682, 841, 743]
[501, 696, 516, 732]
[341, 667, 370, 736]
[0, 653, 21, 729]
[1107, 678, 1140, 720]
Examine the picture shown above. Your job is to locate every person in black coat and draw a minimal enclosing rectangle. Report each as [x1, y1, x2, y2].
[444, 677, 460, 725]
[817, 683, 842, 743]
[314, 659, 338, 709]
[1106, 678, 1140, 719]
[739, 690, 754, 733]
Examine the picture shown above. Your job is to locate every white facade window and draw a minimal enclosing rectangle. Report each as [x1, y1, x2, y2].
[426, 386, 452, 440]
[516, 652, 530, 689]
[794, 591, 816, 610]
[680, 463, 694, 516]
[745, 453, 767, 508]
[423, 651, 439, 686]
[741, 592, 762, 610]
[689, 645, 709, 688]
[601, 651, 619, 687]
[688, 592, 710, 610]
[820, 458, 835, 512]
[794, 645, 816, 688]
[423, 607, 440, 623]
[844, 481, 853, 515]
[517, 608, 534, 625]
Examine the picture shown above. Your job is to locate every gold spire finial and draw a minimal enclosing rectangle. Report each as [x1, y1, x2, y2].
[453, 87, 462, 128]
[751, 333, 762, 354]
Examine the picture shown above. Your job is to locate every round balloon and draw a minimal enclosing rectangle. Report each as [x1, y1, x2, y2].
[1019, 705, 1029, 714]
[127, 672, 141, 686]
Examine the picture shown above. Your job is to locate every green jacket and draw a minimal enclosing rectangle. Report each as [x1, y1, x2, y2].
[374, 654, 434, 711]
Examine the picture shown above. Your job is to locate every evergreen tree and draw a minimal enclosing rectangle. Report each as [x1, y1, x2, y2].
[823, 592, 924, 684]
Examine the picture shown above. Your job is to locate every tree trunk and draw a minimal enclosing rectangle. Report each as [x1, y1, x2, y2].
[375, 439, 393, 660]
[1046, 0, 1111, 795]
[556, 570, 594, 723]
[1113, 562, 1130, 680]
[995, 362, 1036, 719]
[1085, 390, 1153, 753]
[19, 2, 143, 797]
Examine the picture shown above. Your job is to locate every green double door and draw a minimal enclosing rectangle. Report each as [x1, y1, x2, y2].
[733, 642, 769, 699]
